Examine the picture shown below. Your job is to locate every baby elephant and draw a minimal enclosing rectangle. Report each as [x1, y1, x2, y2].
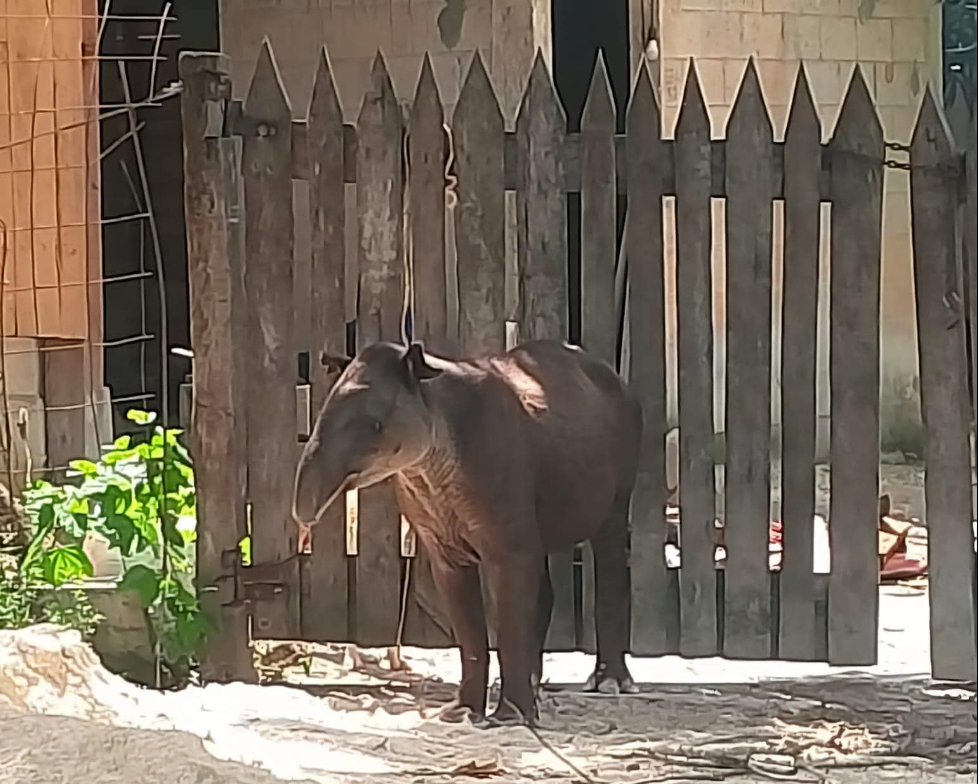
[293, 340, 641, 726]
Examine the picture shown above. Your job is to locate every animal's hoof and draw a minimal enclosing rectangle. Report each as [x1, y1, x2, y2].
[437, 701, 483, 724]
[478, 698, 534, 729]
[595, 676, 639, 695]
[619, 677, 639, 695]
[585, 667, 639, 695]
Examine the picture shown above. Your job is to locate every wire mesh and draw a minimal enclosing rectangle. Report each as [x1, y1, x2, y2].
[1, 0, 177, 492]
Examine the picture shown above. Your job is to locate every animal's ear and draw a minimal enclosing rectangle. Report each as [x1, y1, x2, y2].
[319, 350, 352, 375]
[404, 342, 441, 382]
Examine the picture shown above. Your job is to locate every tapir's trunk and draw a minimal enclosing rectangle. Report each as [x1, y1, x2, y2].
[292, 443, 348, 526]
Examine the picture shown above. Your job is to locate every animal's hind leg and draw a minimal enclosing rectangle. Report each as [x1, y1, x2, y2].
[586, 494, 637, 694]
[531, 559, 554, 693]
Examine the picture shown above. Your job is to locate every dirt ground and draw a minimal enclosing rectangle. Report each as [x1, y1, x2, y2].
[2, 464, 975, 784]
[1, 594, 975, 784]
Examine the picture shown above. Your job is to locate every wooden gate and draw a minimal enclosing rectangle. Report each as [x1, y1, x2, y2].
[178, 43, 977, 683]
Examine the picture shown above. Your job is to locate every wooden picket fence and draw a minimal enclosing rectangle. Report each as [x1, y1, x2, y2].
[178, 41, 977, 684]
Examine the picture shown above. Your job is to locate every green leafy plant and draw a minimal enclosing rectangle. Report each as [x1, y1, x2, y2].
[0, 573, 101, 637]
[15, 409, 209, 679]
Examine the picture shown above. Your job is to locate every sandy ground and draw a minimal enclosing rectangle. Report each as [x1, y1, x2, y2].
[1, 583, 975, 784]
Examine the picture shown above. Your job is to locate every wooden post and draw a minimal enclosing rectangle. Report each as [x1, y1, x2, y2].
[178, 51, 255, 682]
[516, 52, 575, 650]
[355, 53, 405, 647]
[579, 53, 617, 654]
[723, 60, 775, 660]
[453, 52, 507, 648]
[241, 40, 300, 639]
[827, 68, 882, 666]
[302, 47, 349, 643]
[410, 56, 448, 356]
[403, 55, 454, 647]
[674, 62, 719, 658]
[968, 117, 977, 674]
[967, 111, 976, 447]
[779, 67, 823, 662]
[622, 63, 674, 656]
[455, 53, 507, 357]
[910, 90, 976, 681]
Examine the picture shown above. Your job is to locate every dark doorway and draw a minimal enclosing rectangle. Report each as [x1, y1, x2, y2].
[552, 0, 631, 134]
[99, 0, 220, 432]
[551, 0, 630, 348]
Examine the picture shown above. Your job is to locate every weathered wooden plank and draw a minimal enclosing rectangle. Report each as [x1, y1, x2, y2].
[242, 41, 301, 640]
[178, 52, 255, 681]
[723, 60, 775, 660]
[910, 90, 976, 681]
[516, 52, 575, 650]
[827, 68, 882, 666]
[402, 54, 454, 648]
[578, 52, 617, 654]
[968, 112, 977, 441]
[581, 53, 618, 367]
[410, 56, 448, 355]
[236, 42, 300, 638]
[355, 52, 406, 648]
[968, 119, 977, 672]
[221, 137, 250, 517]
[674, 62, 719, 658]
[623, 63, 673, 656]
[455, 52, 506, 356]
[779, 67, 822, 662]
[303, 47, 349, 643]
[969, 119, 977, 567]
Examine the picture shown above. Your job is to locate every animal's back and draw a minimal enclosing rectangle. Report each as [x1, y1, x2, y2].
[487, 341, 642, 549]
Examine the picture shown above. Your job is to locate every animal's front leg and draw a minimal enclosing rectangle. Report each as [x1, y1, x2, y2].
[429, 559, 489, 721]
[481, 553, 542, 726]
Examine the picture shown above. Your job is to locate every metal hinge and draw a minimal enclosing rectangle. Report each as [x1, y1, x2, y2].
[212, 549, 298, 608]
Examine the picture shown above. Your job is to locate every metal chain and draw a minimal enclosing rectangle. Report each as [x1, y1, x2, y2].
[882, 141, 915, 173]
[828, 142, 963, 179]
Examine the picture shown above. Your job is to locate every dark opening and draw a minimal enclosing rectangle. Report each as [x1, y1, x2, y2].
[552, 1, 631, 135]
[552, 1, 630, 354]
[552, 0, 631, 647]
[99, 0, 220, 433]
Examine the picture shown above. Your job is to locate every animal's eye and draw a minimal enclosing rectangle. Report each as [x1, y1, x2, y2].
[368, 418, 383, 433]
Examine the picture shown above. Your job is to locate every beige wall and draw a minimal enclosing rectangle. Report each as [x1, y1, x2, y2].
[656, 0, 938, 455]
[221, 0, 552, 123]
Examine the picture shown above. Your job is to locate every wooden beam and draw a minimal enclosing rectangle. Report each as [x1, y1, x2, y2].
[178, 51, 255, 683]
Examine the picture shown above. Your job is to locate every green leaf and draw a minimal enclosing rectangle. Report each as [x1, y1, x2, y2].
[20, 505, 56, 576]
[102, 513, 137, 555]
[119, 564, 161, 607]
[130, 510, 160, 550]
[126, 409, 158, 426]
[43, 546, 94, 587]
[161, 515, 185, 550]
[67, 459, 99, 478]
[175, 612, 208, 654]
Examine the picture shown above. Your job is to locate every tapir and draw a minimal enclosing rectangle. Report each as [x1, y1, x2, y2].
[292, 340, 641, 726]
